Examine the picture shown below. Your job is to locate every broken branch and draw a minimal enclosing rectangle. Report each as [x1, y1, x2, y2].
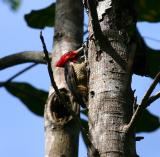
[40, 31, 62, 100]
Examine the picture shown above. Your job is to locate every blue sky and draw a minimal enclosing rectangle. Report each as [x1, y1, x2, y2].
[0, 1, 160, 157]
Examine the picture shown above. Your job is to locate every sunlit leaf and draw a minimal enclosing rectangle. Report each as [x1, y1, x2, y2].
[24, 3, 55, 29]
[4, 82, 48, 116]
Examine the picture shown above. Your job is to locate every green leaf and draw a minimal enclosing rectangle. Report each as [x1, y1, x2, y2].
[24, 3, 55, 29]
[4, 82, 48, 116]
[136, 109, 160, 132]
[129, 27, 160, 79]
[136, 0, 160, 22]
[136, 37, 160, 79]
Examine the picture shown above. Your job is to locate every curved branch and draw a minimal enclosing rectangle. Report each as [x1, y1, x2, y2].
[0, 51, 51, 70]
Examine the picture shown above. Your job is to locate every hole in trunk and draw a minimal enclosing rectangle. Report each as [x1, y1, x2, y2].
[90, 91, 95, 98]
[51, 89, 70, 119]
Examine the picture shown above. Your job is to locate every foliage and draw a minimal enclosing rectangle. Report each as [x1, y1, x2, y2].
[24, 1, 160, 80]
[1, 0, 160, 134]
[136, 109, 160, 132]
[24, 3, 55, 29]
[4, 82, 48, 116]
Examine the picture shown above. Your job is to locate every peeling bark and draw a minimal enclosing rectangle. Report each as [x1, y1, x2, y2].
[44, 0, 83, 157]
[88, 0, 136, 156]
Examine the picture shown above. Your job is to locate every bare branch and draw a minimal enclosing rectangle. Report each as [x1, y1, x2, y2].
[87, 0, 111, 48]
[125, 72, 160, 133]
[87, 0, 103, 40]
[142, 72, 160, 106]
[147, 91, 160, 106]
[40, 31, 62, 100]
[135, 136, 144, 141]
[84, 30, 88, 36]
[0, 63, 37, 87]
[0, 51, 51, 70]
[86, 0, 127, 71]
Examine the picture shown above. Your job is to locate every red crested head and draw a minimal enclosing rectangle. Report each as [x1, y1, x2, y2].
[55, 51, 78, 67]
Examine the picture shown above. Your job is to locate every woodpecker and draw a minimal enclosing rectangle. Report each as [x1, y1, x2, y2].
[55, 50, 88, 108]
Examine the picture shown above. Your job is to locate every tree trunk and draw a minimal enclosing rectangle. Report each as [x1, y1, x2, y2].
[44, 0, 83, 157]
[88, 1, 136, 156]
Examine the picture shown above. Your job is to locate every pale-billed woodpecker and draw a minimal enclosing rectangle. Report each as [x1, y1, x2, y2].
[55, 49, 88, 108]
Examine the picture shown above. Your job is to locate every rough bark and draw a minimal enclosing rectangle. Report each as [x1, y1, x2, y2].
[44, 0, 83, 157]
[88, 1, 136, 156]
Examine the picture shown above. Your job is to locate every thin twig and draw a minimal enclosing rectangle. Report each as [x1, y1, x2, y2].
[146, 91, 160, 106]
[135, 136, 144, 141]
[133, 96, 137, 113]
[40, 31, 62, 100]
[141, 72, 160, 107]
[84, 30, 88, 36]
[87, 0, 103, 39]
[0, 63, 37, 87]
[0, 51, 51, 70]
[125, 72, 160, 133]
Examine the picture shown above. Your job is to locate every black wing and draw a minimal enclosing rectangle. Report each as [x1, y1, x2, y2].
[64, 62, 86, 108]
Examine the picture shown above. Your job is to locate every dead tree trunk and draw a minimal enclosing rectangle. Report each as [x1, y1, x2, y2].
[88, 1, 136, 156]
[44, 0, 83, 157]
